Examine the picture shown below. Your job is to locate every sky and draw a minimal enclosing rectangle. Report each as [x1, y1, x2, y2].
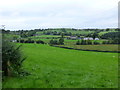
[0, 0, 119, 30]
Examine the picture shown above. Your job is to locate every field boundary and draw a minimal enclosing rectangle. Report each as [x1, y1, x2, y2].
[52, 45, 120, 53]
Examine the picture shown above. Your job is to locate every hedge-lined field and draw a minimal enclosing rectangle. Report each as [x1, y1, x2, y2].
[59, 44, 119, 52]
[36, 30, 95, 35]
[3, 43, 118, 88]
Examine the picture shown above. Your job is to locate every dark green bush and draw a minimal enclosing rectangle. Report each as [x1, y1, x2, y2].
[36, 40, 45, 44]
[49, 39, 58, 45]
[102, 41, 107, 44]
[76, 40, 80, 45]
[2, 35, 26, 76]
[20, 39, 25, 43]
[93, 41, 100, 45]
[87, 40, 92, 45]
[81, 40, 87, 45]
[59, 38, 64, 45]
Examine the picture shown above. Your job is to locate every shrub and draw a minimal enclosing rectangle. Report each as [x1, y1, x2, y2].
[53, 40, 58, 45]
[24, 38, 35, 43]
[76, 40, 80, 45]
[93, 41, 100, 45]
[81, 40, 87, 45]
[102, 41, 112, 44]
[59, 38, 64, 45]
[16, 40, 19, 42]
[106, 41, 111, 44]
[49, 39, 54, 45]
[20, 39, 25, 43]
[102, 41, 107, 44]
[87, 40, 92, 45]
[2, 35, 26, 76]
[36, 40, 45, 44]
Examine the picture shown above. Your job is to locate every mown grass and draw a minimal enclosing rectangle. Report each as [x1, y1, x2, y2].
[3, 43, 118, 88]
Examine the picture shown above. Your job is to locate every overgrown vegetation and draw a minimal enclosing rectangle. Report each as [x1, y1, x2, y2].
[2, 34, 26, 76]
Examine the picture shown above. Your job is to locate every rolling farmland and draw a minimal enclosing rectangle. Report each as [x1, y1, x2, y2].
[3, 43, 118, 88]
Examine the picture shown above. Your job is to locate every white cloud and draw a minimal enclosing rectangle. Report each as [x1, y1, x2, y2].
[0, 0, 119, 30]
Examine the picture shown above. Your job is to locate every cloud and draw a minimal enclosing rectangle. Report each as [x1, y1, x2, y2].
[0, 0, 119, 30]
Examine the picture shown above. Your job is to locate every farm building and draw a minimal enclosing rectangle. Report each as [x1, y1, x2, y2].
[69, 36, 77, 40]
[78, 37, 81, 39]
[95, 38, 99, 40]
[12, 40, 17, 42]
[83, 37, 93, 40]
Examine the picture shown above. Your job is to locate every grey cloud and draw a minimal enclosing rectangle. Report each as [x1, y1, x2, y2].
[0, 0, 118, 30]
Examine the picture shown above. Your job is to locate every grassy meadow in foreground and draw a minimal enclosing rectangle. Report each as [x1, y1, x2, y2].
[3, 43, 118, 88]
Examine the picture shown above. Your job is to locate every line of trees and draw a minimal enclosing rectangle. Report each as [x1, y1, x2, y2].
[102, 39, 120, 44]
[17, 39, 45, 44]
[76, 39, 120, 45]
[76, 40, 100, 45]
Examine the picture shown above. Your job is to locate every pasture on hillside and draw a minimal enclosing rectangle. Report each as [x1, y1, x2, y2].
[36, 30, 95, 35]
[58, 44, 119, 52]
[3, 43, 118, 88]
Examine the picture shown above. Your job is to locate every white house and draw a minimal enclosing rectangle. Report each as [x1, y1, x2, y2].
[89, 38, 93, 40]
[12, 40, 17, 42]
[83, 37, 93, 40]
[69, 36, 77, 40]
[95, 38, 99, 40]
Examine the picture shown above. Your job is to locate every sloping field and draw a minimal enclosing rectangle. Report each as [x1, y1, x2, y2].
[3, 44, 118, 88]
[36, 30, 94, 35]
[61, 44, 119, 52]
[98, 31, 117, 36]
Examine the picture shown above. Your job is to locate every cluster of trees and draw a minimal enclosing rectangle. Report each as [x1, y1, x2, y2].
[17, 39, 45, 44]
[42, 30, 100, 38]
[102, 39, 120, 44]
[76, 40, 100, 45]
[101, 32, 120, 44]
[115, 28, 120, 31]
[43, 30, 100, 38]
[20, 30, 36, 38]
[1, 29, 10, 34]
[36, 40, 45, 44]
[86, 32, 99, 39]
[43, 31, 72, 36]
[49, 38, 64, 45]
[101, 32, 120, 39]
[76, 38, 120, 45]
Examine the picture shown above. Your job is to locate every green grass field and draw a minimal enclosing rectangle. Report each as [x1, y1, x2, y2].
[36, 35, 61, 37]
[98, 31, 117, 36]
[36, 30, 94, 35]
[60, 44, 119, 52]
[3, 43, 118, 88]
